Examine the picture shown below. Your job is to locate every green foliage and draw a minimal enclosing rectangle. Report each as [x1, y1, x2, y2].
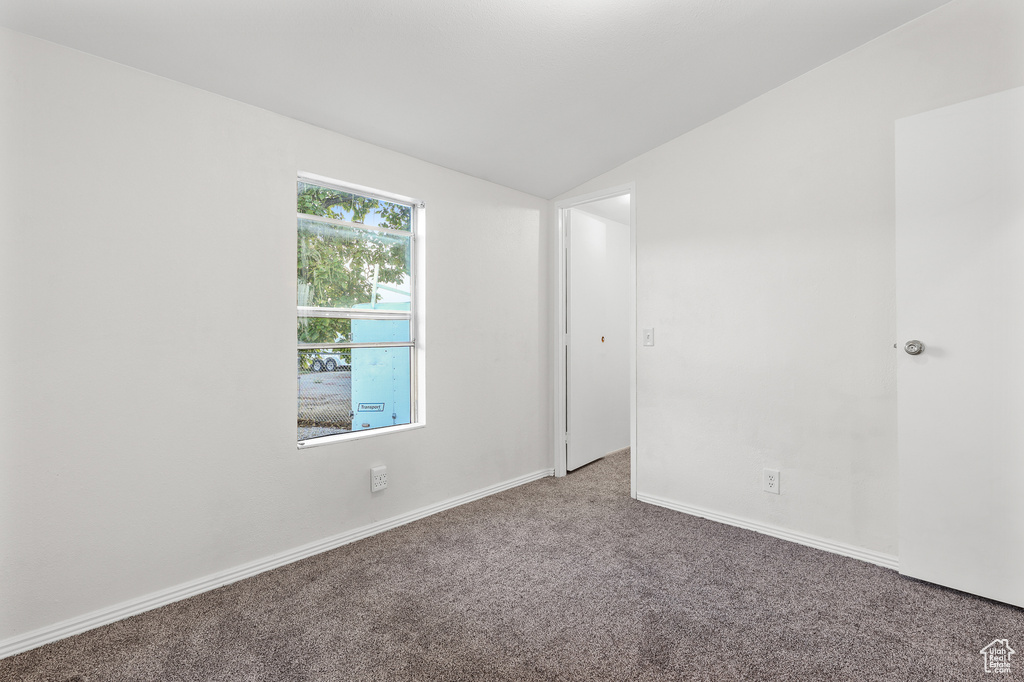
[297, 182, 411, 345]
[297, 317, 351, 345]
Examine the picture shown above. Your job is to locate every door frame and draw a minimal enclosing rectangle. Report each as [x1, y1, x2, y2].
[553, 183, 637, 498]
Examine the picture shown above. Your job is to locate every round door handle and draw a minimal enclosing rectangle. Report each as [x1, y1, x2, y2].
[904, 340, 925, 355]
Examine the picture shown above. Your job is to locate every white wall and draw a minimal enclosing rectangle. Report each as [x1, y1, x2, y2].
[0, 27, 550, 644]
[567, 209, 630, 468]
[555, 0, 1024, 556]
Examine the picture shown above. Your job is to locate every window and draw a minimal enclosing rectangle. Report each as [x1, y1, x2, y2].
[297, 173, 423, 447]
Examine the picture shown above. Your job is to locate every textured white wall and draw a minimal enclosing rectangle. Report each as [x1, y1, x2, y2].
[0, 28, 550, 640]
[554, 0, 1024, 556]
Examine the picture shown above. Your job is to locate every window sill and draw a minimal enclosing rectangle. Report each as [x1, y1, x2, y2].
[297, 422, 425, 450]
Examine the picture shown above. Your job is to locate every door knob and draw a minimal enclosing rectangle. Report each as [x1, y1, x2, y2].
[904, 340, 925, 355]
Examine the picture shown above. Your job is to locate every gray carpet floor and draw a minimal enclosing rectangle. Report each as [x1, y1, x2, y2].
[4, 450, 1022, 681]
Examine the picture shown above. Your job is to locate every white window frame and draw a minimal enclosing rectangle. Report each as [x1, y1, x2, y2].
[296, 172, 426, 449]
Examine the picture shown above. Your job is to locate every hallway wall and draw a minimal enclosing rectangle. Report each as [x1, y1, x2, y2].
[554, 0, 1024, 558]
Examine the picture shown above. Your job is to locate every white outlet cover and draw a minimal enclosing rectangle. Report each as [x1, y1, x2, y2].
[371, 465, 387, 492]
[763, 468, 780, 494]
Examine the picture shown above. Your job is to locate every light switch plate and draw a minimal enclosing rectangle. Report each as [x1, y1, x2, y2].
[643, 328, 654, 346]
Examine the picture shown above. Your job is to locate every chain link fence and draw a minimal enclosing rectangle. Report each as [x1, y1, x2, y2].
[298, 350, 352, 439]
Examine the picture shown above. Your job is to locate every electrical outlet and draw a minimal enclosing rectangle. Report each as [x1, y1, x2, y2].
[763, 468, 780, 494]
[371, 465, 388, 492]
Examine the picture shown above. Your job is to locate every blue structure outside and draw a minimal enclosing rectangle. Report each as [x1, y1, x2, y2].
[350, 302, 411, 431]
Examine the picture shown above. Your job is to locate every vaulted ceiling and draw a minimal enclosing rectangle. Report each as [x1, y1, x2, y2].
[0, 0, 952, 198]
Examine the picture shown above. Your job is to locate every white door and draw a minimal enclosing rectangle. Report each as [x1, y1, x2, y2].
[567, 207, 630, 471]
[896, 86, 1024, 607]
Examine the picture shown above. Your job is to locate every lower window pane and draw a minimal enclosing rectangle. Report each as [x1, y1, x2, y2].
[298, 348, 352, 440]
[350, 346, 412, 432]
[298, 346, 411, 442]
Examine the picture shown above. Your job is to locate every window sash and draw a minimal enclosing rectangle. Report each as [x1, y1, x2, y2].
[298, 171, 422, 215]
[297, 174, 422, 443]
[298, 341, 414, 350]
[297, 306, 410, 320]
[296, 211, 413, 238]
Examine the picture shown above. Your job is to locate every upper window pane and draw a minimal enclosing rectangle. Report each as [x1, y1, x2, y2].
[297, 181, 412, 231]
[298, 218, 411, 309]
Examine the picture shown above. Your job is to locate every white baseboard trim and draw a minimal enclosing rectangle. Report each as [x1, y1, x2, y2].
[0, 467, 554, 660]
[636, 493, 899, 571]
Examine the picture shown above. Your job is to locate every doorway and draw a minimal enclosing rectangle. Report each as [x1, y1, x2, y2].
[554, 185, 636, 497]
